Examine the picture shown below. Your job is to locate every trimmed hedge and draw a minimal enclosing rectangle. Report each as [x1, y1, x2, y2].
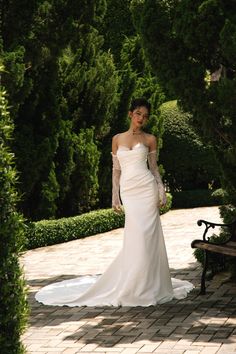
[172, 189, 224, 209]
[25, 193, 172, 249]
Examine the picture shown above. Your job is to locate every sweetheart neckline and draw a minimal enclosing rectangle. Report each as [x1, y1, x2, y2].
[118, 143, 148, 151]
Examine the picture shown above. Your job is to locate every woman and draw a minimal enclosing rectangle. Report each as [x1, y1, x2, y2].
[35, 98, 193, 307]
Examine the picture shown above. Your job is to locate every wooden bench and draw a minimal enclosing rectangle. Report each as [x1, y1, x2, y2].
[191, 218, 236, 295]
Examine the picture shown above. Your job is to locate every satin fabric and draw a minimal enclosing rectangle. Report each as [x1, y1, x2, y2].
[35, 144, 193, 306]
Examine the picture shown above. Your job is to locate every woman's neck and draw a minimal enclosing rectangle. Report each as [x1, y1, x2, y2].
[128, 127, 143, 135]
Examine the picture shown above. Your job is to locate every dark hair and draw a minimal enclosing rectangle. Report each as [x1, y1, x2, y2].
[129, 97, 151, 115]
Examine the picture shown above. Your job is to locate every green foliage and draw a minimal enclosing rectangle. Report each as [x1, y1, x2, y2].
[60, 37, 120, 139]
[133, 0, 236, 277]
[101, 0, 135, 62]
[220, 204, 236, 224]
[58, 33, 120, 215]
[98, 33, 167, 208]
[193, 231, 229, 266]
[132, 0, 236, 219]
[172, 189, 224, 209]
[0, 78, 28, 353]
[26, 193, 172, 249]
[62, 128, 101, 216]
[2, 0, 73, 219]
[38, 162, 60, 218]
[26, 209, 125, 249]
[119, 35, 166, 142]
[159, 100, 220, 191]
[2, 0, 120, 220]
[97, 59, 136, 208]
[1, 0, 170, 221]
[211, 188, 228, 202]
[54, 120, 75, 214]
[160, 192, 172, 215]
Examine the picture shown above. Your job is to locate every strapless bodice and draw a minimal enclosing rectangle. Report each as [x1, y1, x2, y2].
[117, 143, 149, 174]
[116, 143, 154, 188]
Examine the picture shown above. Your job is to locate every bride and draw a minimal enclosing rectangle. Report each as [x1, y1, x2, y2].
[35, 97, 193, 307]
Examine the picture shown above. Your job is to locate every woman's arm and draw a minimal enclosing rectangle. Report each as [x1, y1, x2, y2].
[147, 135, 167, 207]
[111, 135, 122, 212]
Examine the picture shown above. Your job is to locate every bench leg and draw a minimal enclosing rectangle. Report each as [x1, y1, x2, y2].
[200, 250, 209, 295]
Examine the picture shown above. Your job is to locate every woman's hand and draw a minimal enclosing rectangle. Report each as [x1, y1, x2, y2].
[158, 189, 167, 208]
[112, 203, 123, 213]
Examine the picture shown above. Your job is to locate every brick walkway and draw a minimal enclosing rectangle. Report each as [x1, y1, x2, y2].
[21, 206, 236, 354]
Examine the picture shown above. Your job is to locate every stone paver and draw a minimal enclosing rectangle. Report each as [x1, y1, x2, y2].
[21, 206, 236, 354]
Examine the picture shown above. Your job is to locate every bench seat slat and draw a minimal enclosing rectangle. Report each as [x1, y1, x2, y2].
[192, 241, 236, 257]
[226, 241, 236, 248]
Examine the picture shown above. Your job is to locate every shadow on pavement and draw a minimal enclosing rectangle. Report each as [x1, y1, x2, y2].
[26, 265, 236, 348]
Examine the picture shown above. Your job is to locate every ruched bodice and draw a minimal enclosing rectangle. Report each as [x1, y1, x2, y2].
[117, 143, 148, 171]
[117, 143, 155, 193]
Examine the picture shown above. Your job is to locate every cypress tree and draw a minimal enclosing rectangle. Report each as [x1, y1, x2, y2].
[2, 0, 120, 219]
[57, 18, 120, 216]
[0, 66, 28, 353]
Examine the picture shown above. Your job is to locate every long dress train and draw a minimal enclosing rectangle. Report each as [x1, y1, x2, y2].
[35, 144, 193, 306]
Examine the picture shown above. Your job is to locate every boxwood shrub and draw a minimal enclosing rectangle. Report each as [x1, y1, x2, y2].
[172, 188, 224, 209]
[0, 79, 28, 353]
[25, 193, 172, 249]
[159, 100, 221, 192]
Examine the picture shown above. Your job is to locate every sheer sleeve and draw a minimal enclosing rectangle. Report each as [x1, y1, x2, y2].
[147, 150, 167, 207]
[111, 153, 122, 211]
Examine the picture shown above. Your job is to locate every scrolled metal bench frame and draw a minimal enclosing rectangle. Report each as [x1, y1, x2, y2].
[191, 218, 236, 295]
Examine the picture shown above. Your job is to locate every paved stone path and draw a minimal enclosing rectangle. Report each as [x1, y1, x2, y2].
[21, 206, 236, 354]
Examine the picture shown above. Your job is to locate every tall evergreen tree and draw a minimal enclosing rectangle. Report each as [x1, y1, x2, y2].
[57, 23, 120, 216]
[101, 0, 135, 62]
[132, 0, 236, 216]
[1, 0, 120, 219]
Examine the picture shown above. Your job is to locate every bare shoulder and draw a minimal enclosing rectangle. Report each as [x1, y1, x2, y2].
[112, 132, 128, 144]
[144, 133, 156, 145]
[146, 133, 156, 142]
[112, 133, 123, 154]
[112, 133, 120, 142]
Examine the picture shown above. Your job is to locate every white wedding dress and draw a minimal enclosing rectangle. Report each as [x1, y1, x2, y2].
[35, 144, 193, 307]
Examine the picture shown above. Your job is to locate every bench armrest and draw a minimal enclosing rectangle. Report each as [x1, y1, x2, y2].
[197, 218, 236, 243]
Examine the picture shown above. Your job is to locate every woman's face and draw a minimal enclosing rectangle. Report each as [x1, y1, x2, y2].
[129, 106, 149, 128]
